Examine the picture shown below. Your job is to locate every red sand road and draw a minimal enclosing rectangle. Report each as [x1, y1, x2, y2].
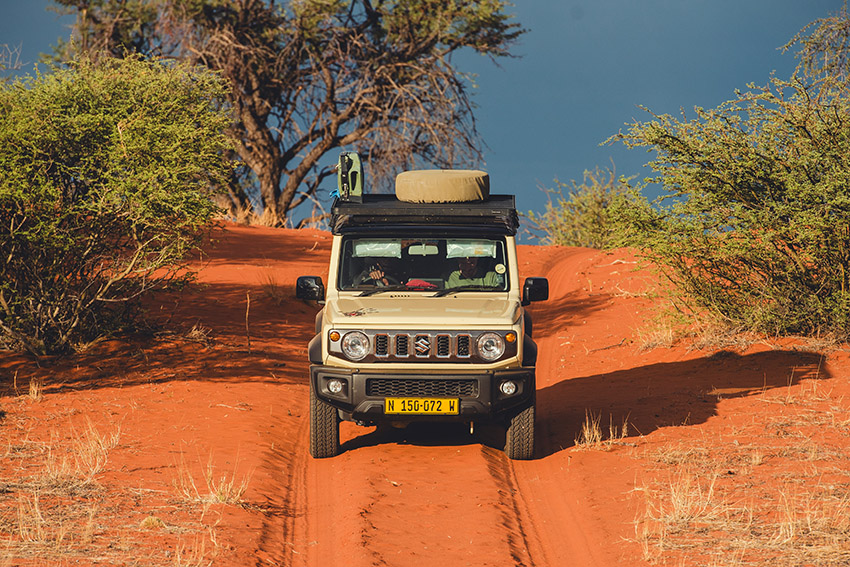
[1, 224, 843, 566]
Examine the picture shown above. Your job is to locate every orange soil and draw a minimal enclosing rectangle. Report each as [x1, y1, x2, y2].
[1, 224, 848, 566]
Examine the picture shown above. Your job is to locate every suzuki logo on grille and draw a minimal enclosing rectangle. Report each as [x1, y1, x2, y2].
[414, 335, 431, 356]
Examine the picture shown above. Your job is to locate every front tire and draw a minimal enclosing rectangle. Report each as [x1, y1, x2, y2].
[310, 387, 340, 458]
[505, 404, 535, 460]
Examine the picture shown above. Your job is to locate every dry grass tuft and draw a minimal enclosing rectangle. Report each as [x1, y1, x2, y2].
[183, 323, 213, 347]
[220, 202, 280, 227]
[574, 410, 630, 450]
[173, 532, 216, 567]
[259, 270, 288, 306]
[636, 324, 674, 351]
[27, 377, 43, 402]
[139, 515, 166, 531]
[574, 410, 603, 448]
[42, 418, 121, 487]
[173, 452, 253, 511]
[688, 323, 759, 352]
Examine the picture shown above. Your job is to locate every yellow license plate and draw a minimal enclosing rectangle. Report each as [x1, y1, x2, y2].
[385, 397, 459, 415]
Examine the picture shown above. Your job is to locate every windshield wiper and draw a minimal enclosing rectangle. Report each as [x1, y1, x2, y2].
[357, 284, 409, 297]
[431, 285, 494, 297]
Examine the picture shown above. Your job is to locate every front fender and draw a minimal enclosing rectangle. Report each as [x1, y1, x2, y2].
[523, 336, 538, 367]
[308, 334, 323, 364]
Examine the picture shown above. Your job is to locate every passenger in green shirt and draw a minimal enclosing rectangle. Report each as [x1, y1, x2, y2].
[446, 257, 502, 288]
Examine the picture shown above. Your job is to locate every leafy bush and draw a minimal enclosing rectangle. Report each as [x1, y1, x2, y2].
[609, 75, 850, 338]
[526, 166, 629, 249]
[0, 55, 232, 354]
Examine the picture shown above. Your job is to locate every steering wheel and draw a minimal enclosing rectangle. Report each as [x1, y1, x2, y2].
[364, 273, 400, 286]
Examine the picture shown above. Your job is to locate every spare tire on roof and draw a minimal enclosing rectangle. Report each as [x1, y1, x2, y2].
[395, 169, 489, 203]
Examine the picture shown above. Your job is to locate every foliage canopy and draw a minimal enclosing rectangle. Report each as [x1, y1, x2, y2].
[0, 54, 232, 354]
[525, 167, 629, 249]
[52, 0, 524, 225]
[609, 73, 850, 337]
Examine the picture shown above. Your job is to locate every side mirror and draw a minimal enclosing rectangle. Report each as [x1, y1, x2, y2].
[522, 277, 549, 306]
[296, 276, 325, 302]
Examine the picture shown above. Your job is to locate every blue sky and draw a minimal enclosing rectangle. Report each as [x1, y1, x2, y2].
[461, 1, 843, 218]
[1, 1, 844, 226]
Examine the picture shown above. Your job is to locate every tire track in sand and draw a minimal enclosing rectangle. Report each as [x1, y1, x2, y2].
[479, 445, 543, 567]
[278, 416, 309, 567]
[510, 246, 624, 566]
[296, 431, 539, 567]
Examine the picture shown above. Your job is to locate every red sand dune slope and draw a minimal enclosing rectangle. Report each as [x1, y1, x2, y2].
[2, 224, 847, 567]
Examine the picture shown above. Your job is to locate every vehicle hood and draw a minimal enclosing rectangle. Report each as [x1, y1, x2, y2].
[326, 295, 520, 328]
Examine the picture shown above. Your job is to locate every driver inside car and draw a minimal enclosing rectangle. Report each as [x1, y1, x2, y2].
[354, 256, 404, 287]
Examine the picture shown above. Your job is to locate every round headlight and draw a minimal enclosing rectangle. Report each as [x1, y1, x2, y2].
[341, 331, 370, 361]
[477, 332, 505, 361]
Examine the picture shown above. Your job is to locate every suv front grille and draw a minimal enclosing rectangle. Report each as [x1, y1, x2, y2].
[368, 332, 473, 362]
[367, 378, 479, 397]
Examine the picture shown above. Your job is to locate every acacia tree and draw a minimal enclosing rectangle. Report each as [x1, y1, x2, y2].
[608, 5, 850, 337]
[52, 0, 523, 225]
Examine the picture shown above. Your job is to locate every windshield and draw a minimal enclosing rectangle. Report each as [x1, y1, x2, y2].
[338, 236, 509, 293]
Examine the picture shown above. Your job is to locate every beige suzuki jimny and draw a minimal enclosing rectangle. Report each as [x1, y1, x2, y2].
[296, 163, 548, 460]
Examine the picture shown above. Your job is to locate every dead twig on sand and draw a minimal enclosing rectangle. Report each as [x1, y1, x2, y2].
[245, 292, 251, 353]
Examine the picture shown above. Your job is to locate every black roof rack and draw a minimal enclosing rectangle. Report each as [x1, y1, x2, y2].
[330, 194, 519, 235]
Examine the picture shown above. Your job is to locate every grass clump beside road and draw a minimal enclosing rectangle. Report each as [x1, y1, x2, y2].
[173, 452, 253, 510]
[0, 417, 120, 561]
[0, 403, 232, 566]
[633, 375, 850, 566]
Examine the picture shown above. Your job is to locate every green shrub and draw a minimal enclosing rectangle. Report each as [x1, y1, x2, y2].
[0, 54, 232, 354]
[526, 166, 629, 249]
[609, 75, 850, 338]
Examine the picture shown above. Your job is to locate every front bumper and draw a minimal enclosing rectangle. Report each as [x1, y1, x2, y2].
[310, 365, 535, 423]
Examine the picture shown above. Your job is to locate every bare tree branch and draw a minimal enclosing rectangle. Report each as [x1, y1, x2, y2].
[0, 43, 23, 79]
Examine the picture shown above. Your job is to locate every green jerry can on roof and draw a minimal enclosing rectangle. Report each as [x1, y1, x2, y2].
[337, 151, 364, 203]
